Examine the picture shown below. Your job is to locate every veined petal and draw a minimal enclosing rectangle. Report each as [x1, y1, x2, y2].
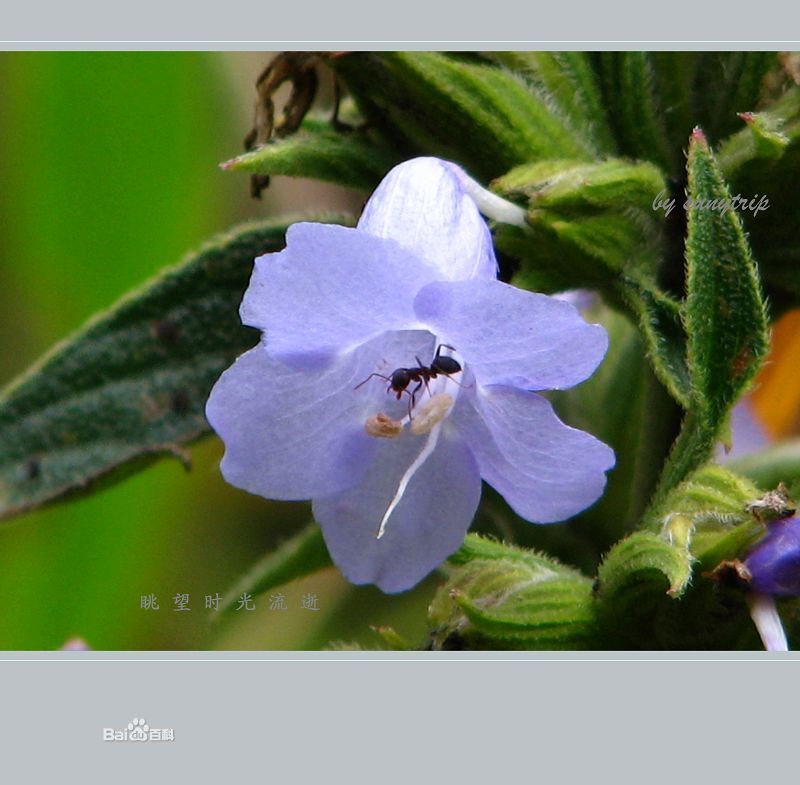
[240, 223, 436, 369]
[205, 330, 436, 501]
[453, 383, 615, 523]
[313, 429, 481, 593]
[414, 278, 608, 390]
[357, 157, 498, 282]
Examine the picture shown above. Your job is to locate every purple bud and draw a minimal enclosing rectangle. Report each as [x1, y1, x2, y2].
[744, 515, 800, 596]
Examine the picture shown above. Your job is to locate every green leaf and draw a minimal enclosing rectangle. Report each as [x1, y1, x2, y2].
[487, 52, 617, 152]
[331, 52, 596, 182]
[596, 53, 676, 173]
[684, 129, 769, 423]
[221, 116, 399, 191]
[617, 276, 691, 408]
[218, 521, 332, 614]
[0, 216, 350, 521]
[650, 130, 769, 503]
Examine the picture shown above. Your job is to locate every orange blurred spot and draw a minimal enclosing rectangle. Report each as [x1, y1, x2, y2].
[751, 310, 800, 438]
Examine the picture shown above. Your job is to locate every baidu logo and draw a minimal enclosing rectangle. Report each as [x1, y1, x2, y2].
[102, 717, 175, 742]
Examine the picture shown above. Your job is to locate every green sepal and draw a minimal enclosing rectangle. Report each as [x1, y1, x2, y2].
[494, 158, 666, 212]
[0, 216, 351, 521]
[221, 116, 399, 191]
[647, 463, 760, 527]
[218, 521, 332, 615]
[645, 464, 763, 572]
[597, 531, 693, 599]
[429, 535, 595, 649]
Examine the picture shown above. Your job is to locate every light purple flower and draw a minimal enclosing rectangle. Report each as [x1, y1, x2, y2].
[206, 157, 615, 593]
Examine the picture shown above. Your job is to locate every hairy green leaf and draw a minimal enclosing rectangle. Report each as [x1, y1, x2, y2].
[0, 216, 350, 520]
[596, 52, 676, 173]
[331, 52, 596, 182]
[684, 129, 769, 423]
[618, 276, 691, 408]
[487, 52, 617, 152]
[651, 130, 769, 503]
[221, 116, 399, 190]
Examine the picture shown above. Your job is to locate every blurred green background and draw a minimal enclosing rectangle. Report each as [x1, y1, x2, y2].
[0, 52, 434, 650]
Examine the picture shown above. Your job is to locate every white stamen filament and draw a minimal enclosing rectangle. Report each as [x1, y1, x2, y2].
[368, 345, 463, 540]
[377, 422, 443, 540]
[747, 592, 789, 652]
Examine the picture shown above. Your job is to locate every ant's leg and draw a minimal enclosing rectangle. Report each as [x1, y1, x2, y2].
[444, 374, 469, 389]
[414, 358, 435, 396]
[404, 382, 422, 420]
[354, 372, 391, 390]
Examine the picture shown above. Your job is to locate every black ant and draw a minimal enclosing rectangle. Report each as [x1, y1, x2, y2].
[355, 344, 463, 418]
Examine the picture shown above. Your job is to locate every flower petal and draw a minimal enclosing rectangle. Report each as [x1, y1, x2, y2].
[313, 429, 481, 593]
[205, 330, 436, 501]
[240, 223, 436, 369]
[414, 278, 608, 389]
[357, 157, 497, 282]
[453, 383, 615, 522]
[745, 516, 800, 596]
